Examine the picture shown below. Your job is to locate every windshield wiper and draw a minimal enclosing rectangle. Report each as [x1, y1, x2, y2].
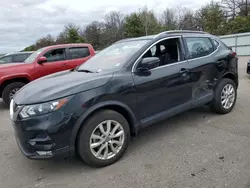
[77, 69, 96, 73]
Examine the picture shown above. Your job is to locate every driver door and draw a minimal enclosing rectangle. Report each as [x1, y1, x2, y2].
[132, 37, 193, 125]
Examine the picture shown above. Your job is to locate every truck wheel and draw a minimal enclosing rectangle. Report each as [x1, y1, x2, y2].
[210, 78, 237, 114]
[77, 110, 130, 167]
[2, 82, 25, 105]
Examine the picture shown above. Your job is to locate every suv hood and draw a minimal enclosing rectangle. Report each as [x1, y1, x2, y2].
[14, 70, 113, 105]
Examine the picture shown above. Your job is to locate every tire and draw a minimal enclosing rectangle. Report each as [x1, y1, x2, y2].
[77, 110, 130, 167]
[2, 82, 25, 105]
[210, 78, 237, 114]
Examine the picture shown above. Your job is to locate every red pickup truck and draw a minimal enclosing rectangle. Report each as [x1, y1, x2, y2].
[0, 43, 95, 105]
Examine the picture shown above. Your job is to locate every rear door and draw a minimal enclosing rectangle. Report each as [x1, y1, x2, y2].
[183, 36, 219, 105]
[65, 47, 92, 69]
[36, 48, 68, 78]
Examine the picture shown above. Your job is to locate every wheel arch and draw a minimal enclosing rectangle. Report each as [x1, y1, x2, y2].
[70, 101, 139, 156]
[221, 72, 238, 88]
[0, 77, 30, 97]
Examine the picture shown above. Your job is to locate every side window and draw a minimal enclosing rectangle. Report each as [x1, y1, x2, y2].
[185, 37, 214, 59]
[141, 38, 181, 68]
[0, 55, 12, 63]
[68, 47, 90, 59]
[13, 54, 30, 62]
[44, 48, 66, 62]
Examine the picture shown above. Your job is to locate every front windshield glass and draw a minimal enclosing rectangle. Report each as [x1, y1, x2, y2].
[24, 47, 45, 63]
[78, 40, 149, 72]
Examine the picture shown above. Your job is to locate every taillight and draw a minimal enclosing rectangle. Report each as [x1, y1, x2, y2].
[232, 51, 237, 57]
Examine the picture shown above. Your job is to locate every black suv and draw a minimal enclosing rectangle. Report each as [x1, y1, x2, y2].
[10, 30, 238, 167]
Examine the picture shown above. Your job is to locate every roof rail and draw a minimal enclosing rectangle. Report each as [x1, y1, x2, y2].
[166, 30, 208, 34]
[153, 30, 207, 38]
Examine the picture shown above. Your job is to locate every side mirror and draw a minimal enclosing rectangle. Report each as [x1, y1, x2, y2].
[138, 57, 160, 71]
[37, 56, 47, 64]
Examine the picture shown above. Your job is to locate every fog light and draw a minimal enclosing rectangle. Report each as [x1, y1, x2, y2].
[36, 151, 52, 156]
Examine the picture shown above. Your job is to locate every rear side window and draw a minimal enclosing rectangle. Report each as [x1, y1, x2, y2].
[44, 48, 66, 62]
[185, 37, 214, 59]
[68, 47, 90, 59]
[13, 54, 31, 62]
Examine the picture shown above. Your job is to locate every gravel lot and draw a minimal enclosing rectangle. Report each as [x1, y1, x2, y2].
[1, 57, 250, 188]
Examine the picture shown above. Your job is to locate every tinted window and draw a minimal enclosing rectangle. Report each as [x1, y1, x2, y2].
[68, 47, 90, 59]
[25, 48, 45, 63]
[185, 37, 214, 59]
[13, 54, 31, 62]
[0, 55, 12, 63]
[44, 48, 66, 62]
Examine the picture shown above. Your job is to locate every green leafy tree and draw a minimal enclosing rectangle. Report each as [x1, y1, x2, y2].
[124, 13, 144, 37]
[64, 24, 85, 43]
[195, 2, 227, 35]
[138, 6, 161, 35]
[227, 16, 250, 33]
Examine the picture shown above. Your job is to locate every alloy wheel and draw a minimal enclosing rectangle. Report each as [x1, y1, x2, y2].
[89, 120, 125, 160]
[9, 88, 20, 100]
[221, 84, 235, 109]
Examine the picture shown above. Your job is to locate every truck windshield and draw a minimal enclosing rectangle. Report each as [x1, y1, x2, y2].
[24, 47, 45, 63]
[78, 40, 149, 72]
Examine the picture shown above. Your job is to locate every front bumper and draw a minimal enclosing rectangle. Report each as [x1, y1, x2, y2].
[11, 109, 76, 160]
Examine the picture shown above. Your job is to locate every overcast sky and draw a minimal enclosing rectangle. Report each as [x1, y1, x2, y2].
[0, 0, 212, 53]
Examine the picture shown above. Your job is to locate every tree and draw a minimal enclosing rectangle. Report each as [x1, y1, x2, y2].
[35, 34, 55, 49]
[84, 21, 104, 50]
[227, 16, 250, 33]
[160, 8, 178, 30]
[138, 6, 161, 35]
[179, 9, 196, 30]
[221, 0, 238, 19]
[63, 24, 85, 43]
[195, 2, 227, 35]
[124, 13, 144, 37]
[102, 11, 125, 45]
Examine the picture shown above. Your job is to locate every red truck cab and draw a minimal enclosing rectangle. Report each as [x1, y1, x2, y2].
[0, 43, 95, 105]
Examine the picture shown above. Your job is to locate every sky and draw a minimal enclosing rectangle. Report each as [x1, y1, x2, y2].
[0, 0, 212, 54]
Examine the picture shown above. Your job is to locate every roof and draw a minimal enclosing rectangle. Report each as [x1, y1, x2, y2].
[117, 30, 209, 43]
[43, 43, 92, 50]
[4, 51, 34, 56]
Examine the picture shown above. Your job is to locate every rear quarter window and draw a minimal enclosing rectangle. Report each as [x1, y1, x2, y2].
[68, 47, 90, 59]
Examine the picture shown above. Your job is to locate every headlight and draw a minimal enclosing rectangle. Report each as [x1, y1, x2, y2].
[19, 98, 68, 118]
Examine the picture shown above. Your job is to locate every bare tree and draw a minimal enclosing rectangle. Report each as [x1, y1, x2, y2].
[160, 8, 178, 30]
[84, 21, 105, 50]
[103, 11, 125, 44]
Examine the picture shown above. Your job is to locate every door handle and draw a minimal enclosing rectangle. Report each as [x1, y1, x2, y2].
[179, 68, 189, 76]
[62, 63, 68, 67]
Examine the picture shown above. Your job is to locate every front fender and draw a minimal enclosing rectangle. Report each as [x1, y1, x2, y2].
[69, 100, 138, 156]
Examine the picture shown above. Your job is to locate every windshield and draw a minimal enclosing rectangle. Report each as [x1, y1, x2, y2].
[24, 47, 45, 63]
[78, 40, 149, 72]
